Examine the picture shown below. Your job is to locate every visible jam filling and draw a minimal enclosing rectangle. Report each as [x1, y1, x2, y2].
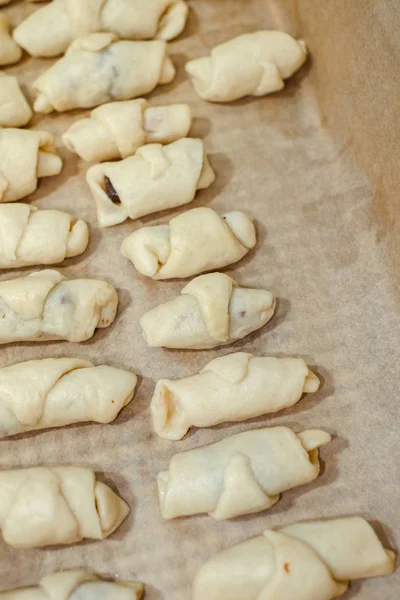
[104, 176, 120, 203]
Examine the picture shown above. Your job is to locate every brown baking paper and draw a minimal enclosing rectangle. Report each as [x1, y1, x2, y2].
[0, 0, 399, 598]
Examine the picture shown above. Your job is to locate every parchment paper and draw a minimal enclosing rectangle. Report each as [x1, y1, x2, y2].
[1, 1, 399, 598]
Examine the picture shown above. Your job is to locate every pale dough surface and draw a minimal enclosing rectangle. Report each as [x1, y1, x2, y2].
[0, 15, 21, 66]
[151, 352, 320, 439]
[0, 203, 89, 268]
[186, 30, 307, 102]
[0, 269, 118, 344]
[121, 207, 256, 279]
[141, 272, 276, 350]
[0, 74, 32, 128]
[158, 427, 331, 519]
[63, 99, 192, 162]
[87, 138, 215, 227]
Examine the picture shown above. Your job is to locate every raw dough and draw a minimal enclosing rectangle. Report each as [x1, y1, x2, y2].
[0, 15, 22, 66]
[0, 203, 89, 269]
[0, 358, 137, 438]
[158, 427, 331, 519]
[193, 517, 395, 599]
[0, 269, 118, 344]
[0, 74, 32, 128]
[0, 570, 144, 599]
[33, 33, 176, 114]
[0, 467, 129, 548]
[151, 353, 319, 439]
[14, 0, 188, 57]
[0, 129, 62, 203]
[63, 99, 192, 162]
[87, 138, 215, 227]
[141, 273, 276, 350]
[121, 207, 256, 279]
[186, 30, 307, 102]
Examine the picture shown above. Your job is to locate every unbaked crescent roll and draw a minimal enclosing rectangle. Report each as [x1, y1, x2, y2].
[121, 207, 256, 279]
[63, 99, 192, 162]
[0, 570, 144, 599]
[14, 0, 188, 58]
[186, 30, 307, 102]
[0, 466, 129, 548]
[151, 353, 319, 439]
[0, 16, 22, 67]
[0, 204, 89, 269]
[0, 129, 62, 203]
[0, 74, 32, 128]
[87, 138, 215, 227]
[141, 273, 275, 350]
[0, 358, 137, 438]
[0, 269, 118, 344]
[193, 516, 395, 600]
[33, 33, 176, 114]
[158, 427, 331, 520]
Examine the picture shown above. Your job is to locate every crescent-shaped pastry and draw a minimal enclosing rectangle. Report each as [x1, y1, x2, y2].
[158, 427, 331, 519]
[186, 30, 307, 102]
[63, 99, 192, 162]
[0, 358, 137, 438]
[0, 16, 22, 67]
[33, 33, 176, 114]
[0, 204, 89, 269]
[193, 517, 395, 599]
[121, 207, 256, 279]
[0, 269, 118, 344]
[0, 570, 144, 599]
[14, 0, 188, 58]
[0, 467, 129, 548]
[0, 129, 62, 203]
[151, 353, 319, 439]
[141, 273, 275, 350]
[87, 138, 215, 227]
[0, 75, 32, 128]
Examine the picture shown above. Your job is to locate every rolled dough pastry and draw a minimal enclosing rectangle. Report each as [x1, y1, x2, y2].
[14, 0, 188, 58]
[0, 358, 137, 438]
[151, 353, 319, 439]
[158, 427, 331, 519]
[0, 570, 144, 599]
[193, 517, 395, 599]
[0, 15, 22, 66]
[0, 74, 32, 128]
[186, 30, 307, 102]
[0, 466, 129, 548]
[121, 207, 256, 279]
[33, 33, 176, 114]
[63, 99, 192, 162]
[0, 269, 118, 344]
[0, 203, 89, 269]
[141, 273, 275, 350]
[87, 138, 215, 227]
[0, 129, 62, 203]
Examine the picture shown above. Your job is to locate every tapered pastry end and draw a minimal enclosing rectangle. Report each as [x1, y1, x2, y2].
[303, 369, 320, 393]
[66, 220, 90, 258]
[34, 93, 53, 114]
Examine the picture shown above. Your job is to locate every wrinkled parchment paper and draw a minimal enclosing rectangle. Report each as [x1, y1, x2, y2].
[1, 1, 399, 598]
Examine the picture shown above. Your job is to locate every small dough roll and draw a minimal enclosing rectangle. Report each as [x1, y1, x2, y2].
[14, 0, 188, 58]
[193, 517, 396, 600]
[0, 129, 62, 203]
[87, 138, 215, 227]
[0, 16, 22, 67]
[0, 74, 32, 128]
[33, 33, 176, 114]
[0, 466, 129, 548]
[151, 353, 319, 439]
[186, 30, 307, 102]
[0, 269, 118, 344]
[0, 204, 89, 269]
[141, 273, 275, 351]
[0, 358, 137, 438]
[0, 570, 144, 599]
[63, 99, 192, 162]
[121, 207, 256, 279]
[158, 427, 331, 520]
